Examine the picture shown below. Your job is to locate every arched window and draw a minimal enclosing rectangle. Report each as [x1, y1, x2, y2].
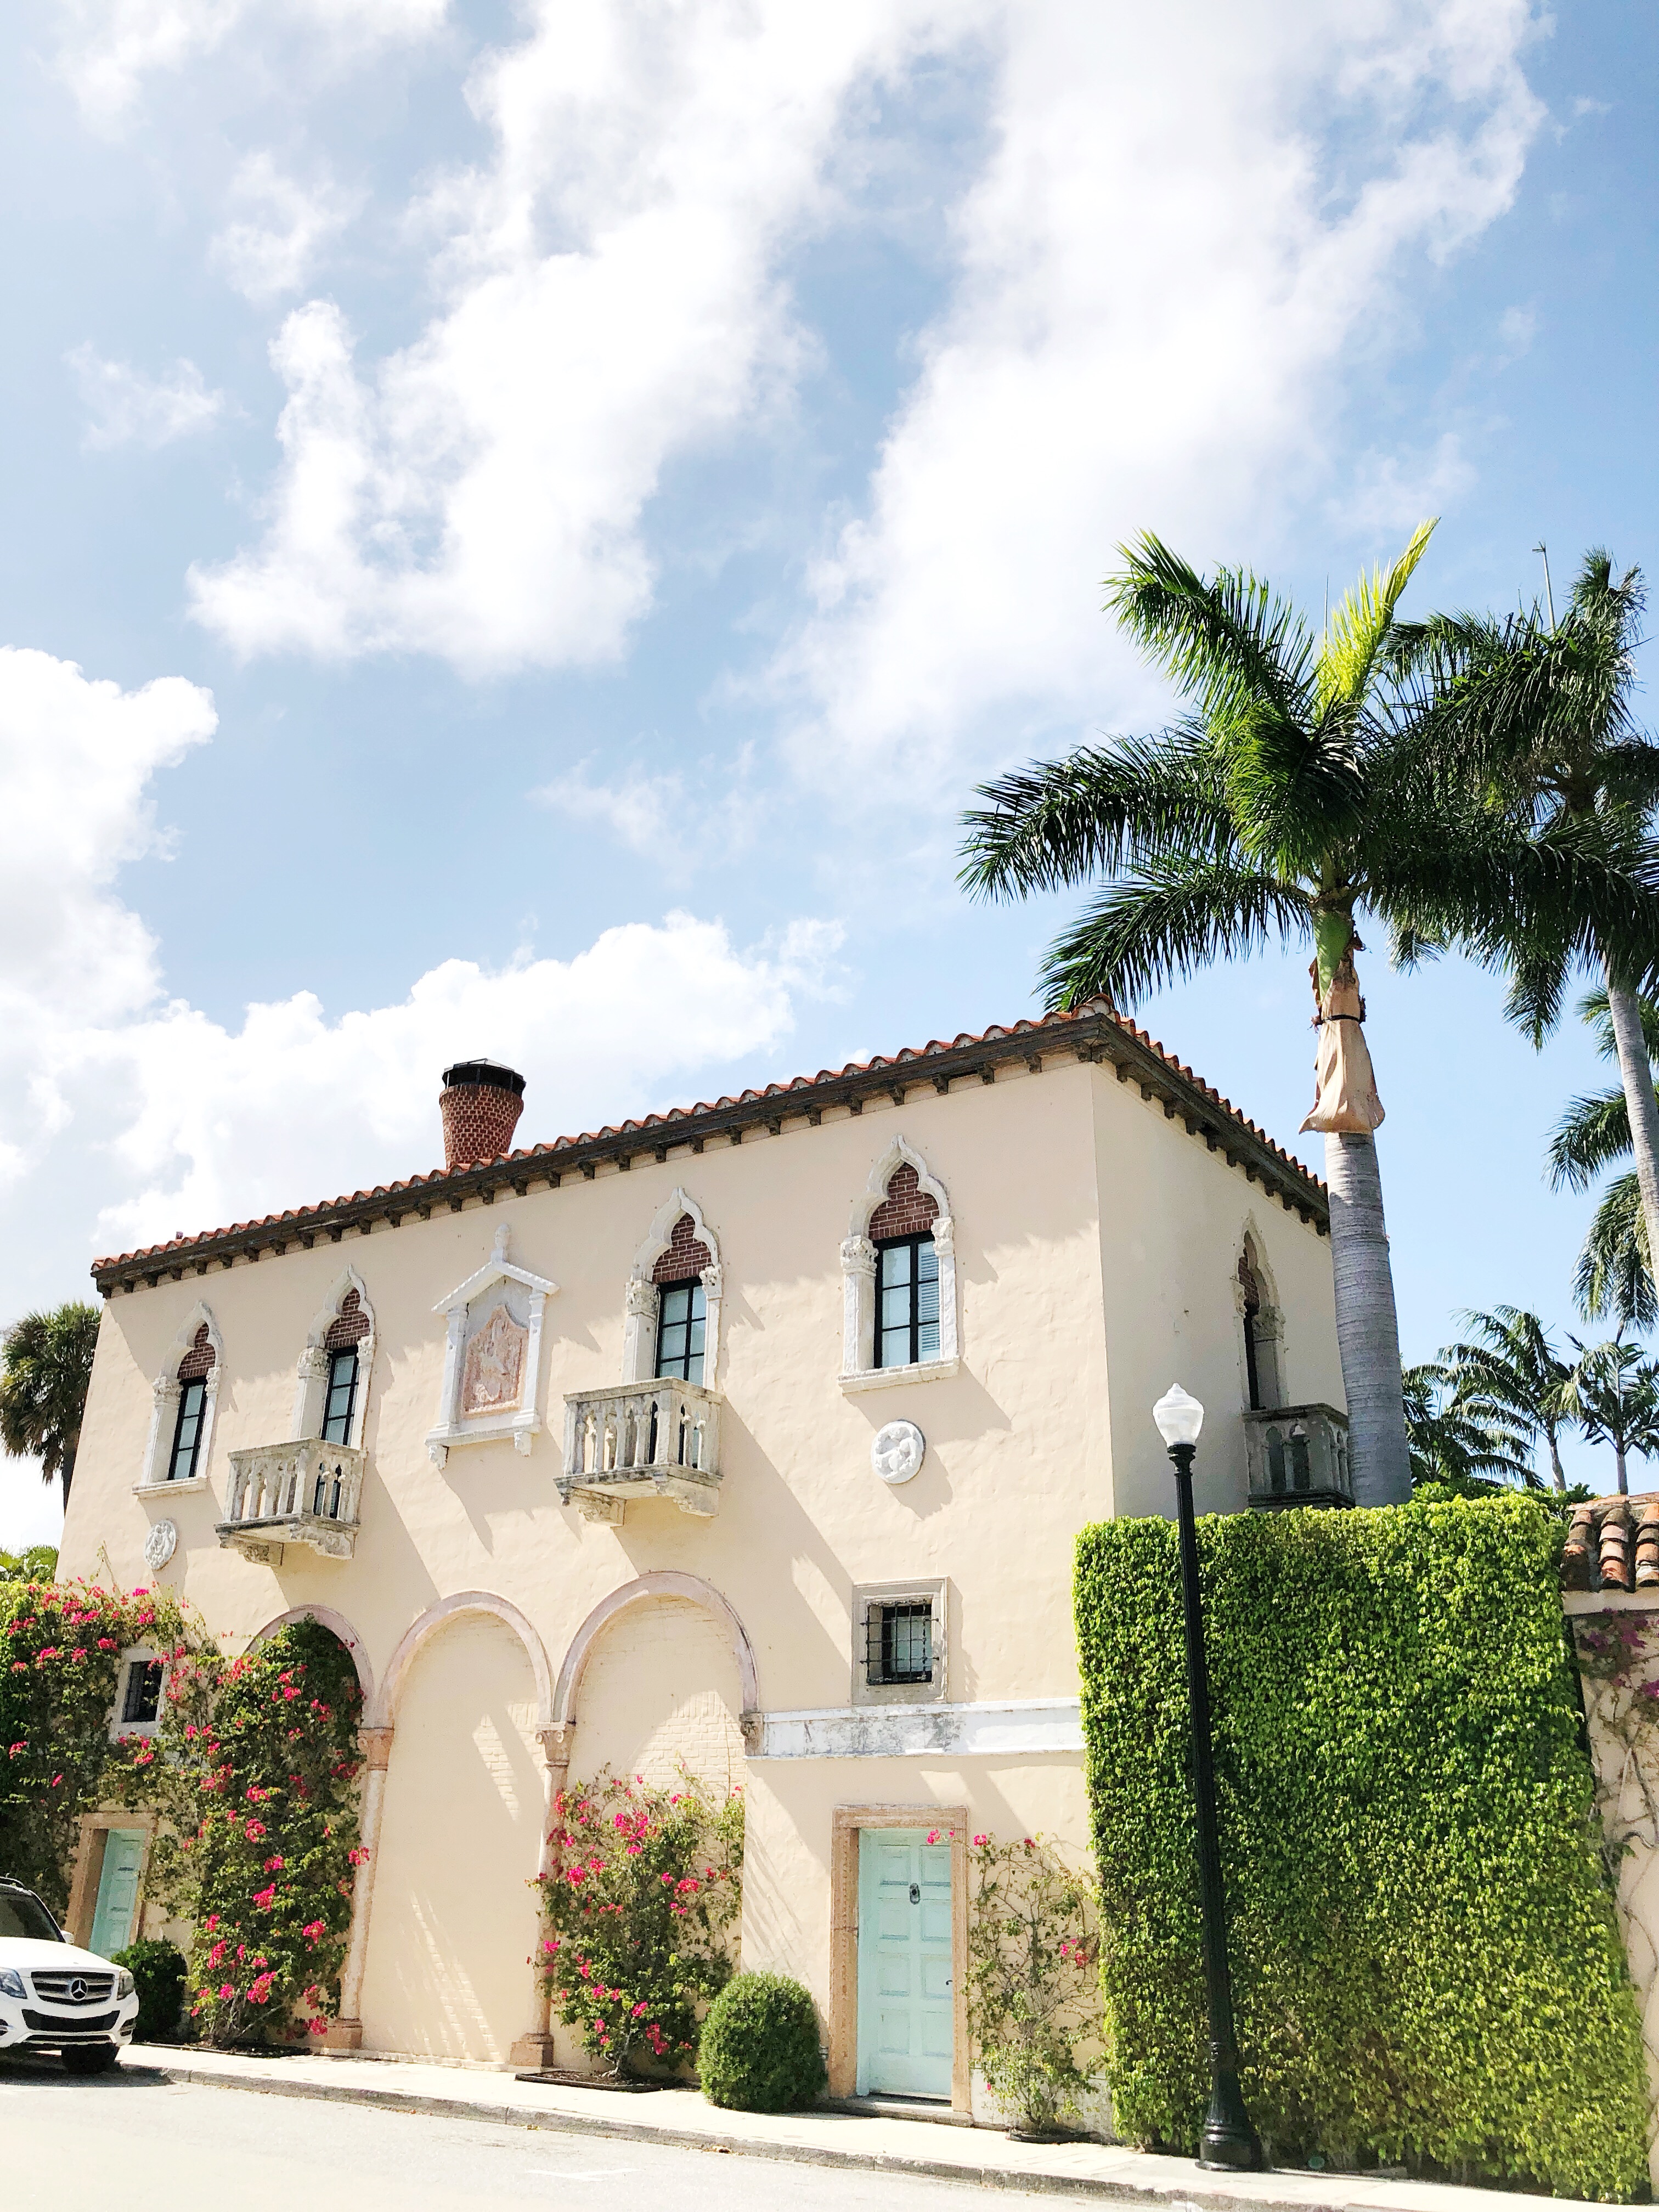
[321, 1290, 370, 1443]
[167, 1324, 215, 1481]
[293, 1272, 377, 1451]
[1238, 1238, 1283, 1412]
[841, 1137, 959, 1385]
[139, 1304, 224, 1491]
[869, 1164, 940, 1370]
[653, 1215, 712, 1385]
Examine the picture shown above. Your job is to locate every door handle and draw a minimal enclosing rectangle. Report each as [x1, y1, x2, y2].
[909, 1883, 921, 1904]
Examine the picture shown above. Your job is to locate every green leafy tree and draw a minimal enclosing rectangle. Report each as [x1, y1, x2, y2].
[1436, 1306, 1576, 1493]
[1550, 1336, 1659, 1498]
[1, 1302, 101, 1508]
[1396, 553, 1659, 1300]
[961, 526, 1653, 1506]
[1547, 989, 1659, 1328]
[1402, 1361, 1533, 1492]
[0, 1545, 58, 1584]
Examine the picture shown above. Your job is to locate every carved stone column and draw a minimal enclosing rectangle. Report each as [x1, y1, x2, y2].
[324, 1724, 394, 2051]
[508, 1723, 576, 2070]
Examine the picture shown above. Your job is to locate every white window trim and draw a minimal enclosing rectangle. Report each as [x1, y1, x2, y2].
[109, 1646, 167, 1741]
[851, 1576, 949, 1710]
[427, 1225, 557, 1467]
[291, 1266, 377, 1448]
[621, 1187, 724, 1386]
[840, 1135, 958, 1384]
[136, 1302, 224, 1494]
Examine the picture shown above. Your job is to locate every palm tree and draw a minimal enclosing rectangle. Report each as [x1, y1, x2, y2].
[1547, 989, 1659, 1329]
[1403, 1359, 1533, 1490]
[1395, 553, 1659, 1294]
[1551, 1336, 1659, 1497]
[960, 526, 1659, 1506]
[1437, 1306, 1574, 1492]
[0, 1302, 101, 1509]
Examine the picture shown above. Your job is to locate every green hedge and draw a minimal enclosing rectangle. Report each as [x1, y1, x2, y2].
[1074, 1495, 1647, 2199]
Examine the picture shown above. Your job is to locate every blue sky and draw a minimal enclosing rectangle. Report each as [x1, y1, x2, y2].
[1, 1, 1654, 1543]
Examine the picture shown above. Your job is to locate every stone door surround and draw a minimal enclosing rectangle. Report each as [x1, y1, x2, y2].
[828, 1802, 970, 2113]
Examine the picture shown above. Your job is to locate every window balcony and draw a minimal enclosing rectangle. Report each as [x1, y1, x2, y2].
[216, 1442, 365, 1562]
[559, 1379, 721, 1523]
[1244, 1403, 1352, 1511]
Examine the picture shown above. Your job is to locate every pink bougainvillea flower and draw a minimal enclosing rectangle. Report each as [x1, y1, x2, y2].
[302, 1920, 325, 1943]
[218, 1983, 234, 2000]
[245, 1820, 267, 1839]
[252, 1884, 277, 1910]
[972, 1834, 989, 1847]
[263, 1855, 284, 1872]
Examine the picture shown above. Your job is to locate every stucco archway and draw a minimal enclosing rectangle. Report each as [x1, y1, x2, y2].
[366, 1590, 554, 1732]
[551, 1571, 760, 1736]
[248, 1604, 374, 1708]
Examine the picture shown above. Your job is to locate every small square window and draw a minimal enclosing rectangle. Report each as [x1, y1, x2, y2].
[850, 1578, 948, 1709]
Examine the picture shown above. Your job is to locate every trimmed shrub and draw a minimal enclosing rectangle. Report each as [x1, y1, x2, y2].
[111, 1937, 188, 2042]
[699, 1972, 826, 2112]
[1074, 1494, 1647, 2200]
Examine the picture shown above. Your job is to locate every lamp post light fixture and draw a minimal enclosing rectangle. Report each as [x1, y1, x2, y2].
[1151, 1384, 1266, 2174]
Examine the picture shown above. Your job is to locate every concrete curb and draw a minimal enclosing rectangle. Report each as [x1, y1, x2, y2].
[126, 2051, 1522, 2212]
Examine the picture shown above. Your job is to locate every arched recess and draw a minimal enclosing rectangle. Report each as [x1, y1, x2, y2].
[552, 1571, 760, 1740]
[1235, 1220, 1286, 1412]
[139, 1302, 225, 1489]
[290, 1267, 377, 1448]
[841, 1133, 958, 1376]
[366, 1591, 554, 1733]
[622, 1188, 724, 1384]
[249, 1604, 374, 1708]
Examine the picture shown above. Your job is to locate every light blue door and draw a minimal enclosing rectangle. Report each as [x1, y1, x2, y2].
[856, 1827, 953, 2099]
[89, 1830, 145, 1958]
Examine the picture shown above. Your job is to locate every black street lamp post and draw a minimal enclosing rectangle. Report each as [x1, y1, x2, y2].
[1152, 1384, 1266, 2174]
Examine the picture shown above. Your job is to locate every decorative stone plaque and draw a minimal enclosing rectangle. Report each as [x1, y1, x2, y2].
[460, 1304, 528, 1417]
[871, 1419, 926, 1485]
[143, 1519, 178, 1571]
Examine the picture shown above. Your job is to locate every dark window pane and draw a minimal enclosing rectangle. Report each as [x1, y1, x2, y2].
[122, 1660, 163, 1725]
[870, 1602, 933, 1685]
[322, 1349, 359, 1444]
[168, 1380, 206, 1481]
[873, 1234, 938, 1369]
[656, 1282, 707, 1381]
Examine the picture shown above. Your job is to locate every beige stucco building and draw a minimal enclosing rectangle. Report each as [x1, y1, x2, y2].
[59, 1002, 1344, 2112]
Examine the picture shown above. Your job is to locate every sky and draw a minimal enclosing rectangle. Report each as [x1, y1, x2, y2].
[1, 0, 1655, 1546]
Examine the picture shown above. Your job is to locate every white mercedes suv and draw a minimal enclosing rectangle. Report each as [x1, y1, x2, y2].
[0, 1879, 141, 2072]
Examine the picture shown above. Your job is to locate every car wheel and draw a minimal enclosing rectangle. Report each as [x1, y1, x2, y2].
[60, 2044, 121, 2075]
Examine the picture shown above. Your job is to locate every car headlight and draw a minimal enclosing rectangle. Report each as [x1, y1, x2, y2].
[116, 1970, 136, 1999]
[0, 1969, 25, 1999]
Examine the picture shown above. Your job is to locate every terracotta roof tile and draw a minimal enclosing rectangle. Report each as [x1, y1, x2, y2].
[92, 1002, 1325, 1281]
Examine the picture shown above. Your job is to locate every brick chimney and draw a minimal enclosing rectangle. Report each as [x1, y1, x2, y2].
[439, 1059, 526, 1173]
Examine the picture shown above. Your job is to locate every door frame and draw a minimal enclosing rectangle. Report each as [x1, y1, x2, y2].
[830, 1803, 970, 2112]
[66, 1809, 158, 1949]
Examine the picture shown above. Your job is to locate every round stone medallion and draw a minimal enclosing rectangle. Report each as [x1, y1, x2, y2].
[142, 1519, 179, 1572]
[871, 1419, 926, 1485]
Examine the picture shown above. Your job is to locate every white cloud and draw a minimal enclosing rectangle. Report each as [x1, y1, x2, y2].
[534, 755, 767, 873]
[209, 153, 356, 304]
[772, 0, 1544, 793]
[1338, 433, 1477, 540]
[1499, 303, 1538, 352]
[0, 643, 837, 1272]
[187, 0, 968, 672]
[55, 0, 448, 127]
[68, 344, 227, 449]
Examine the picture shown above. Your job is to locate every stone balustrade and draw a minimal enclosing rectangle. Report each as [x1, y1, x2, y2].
[217, 1441, 365, 1562]
[559, 1379, 721, 1523]
[1243, 1403, 1352, 1511]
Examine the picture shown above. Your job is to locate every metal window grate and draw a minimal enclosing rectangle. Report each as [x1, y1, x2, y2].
[866, 1600, 933, 1686]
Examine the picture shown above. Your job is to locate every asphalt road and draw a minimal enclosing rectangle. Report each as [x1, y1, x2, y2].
[1, 2060, 1058, 2211]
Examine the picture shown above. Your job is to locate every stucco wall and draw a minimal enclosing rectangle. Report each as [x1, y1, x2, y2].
[60, 1049, 1340, 2066]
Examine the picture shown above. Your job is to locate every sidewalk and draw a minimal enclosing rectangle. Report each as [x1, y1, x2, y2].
[123, 2043, 1590, 2212]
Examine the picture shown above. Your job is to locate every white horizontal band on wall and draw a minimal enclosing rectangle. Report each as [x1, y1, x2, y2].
[751, 1697, 1082, 1761]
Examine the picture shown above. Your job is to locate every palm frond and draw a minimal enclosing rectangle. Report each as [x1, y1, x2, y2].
[1574, 985, 1659, 1064]
[1318, 518, 1437, 710]
[1036, 857, 1312, 1011]
[1573, 1175, 1656, 1330]
[1548, 1087, 1632, 1193]
[958, 729, 1229, 900]
[1104, 534, 1314, 730]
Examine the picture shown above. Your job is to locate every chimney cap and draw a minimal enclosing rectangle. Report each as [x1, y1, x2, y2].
[441, 1058, 526, 1097]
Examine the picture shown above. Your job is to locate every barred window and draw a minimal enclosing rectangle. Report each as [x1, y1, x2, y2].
[875, 1235, 939, 1369]
[866, 1600, 933, 1688]
[121, 1659, 163, 1726]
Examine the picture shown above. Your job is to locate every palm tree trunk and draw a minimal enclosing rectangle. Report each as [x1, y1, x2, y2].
[1324, 1132, 1413, 1507]
[1615, 1435, 1629, 1496]
[1544, 1423, 1566, 1494]
[1605, 964, 1659, 1307]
